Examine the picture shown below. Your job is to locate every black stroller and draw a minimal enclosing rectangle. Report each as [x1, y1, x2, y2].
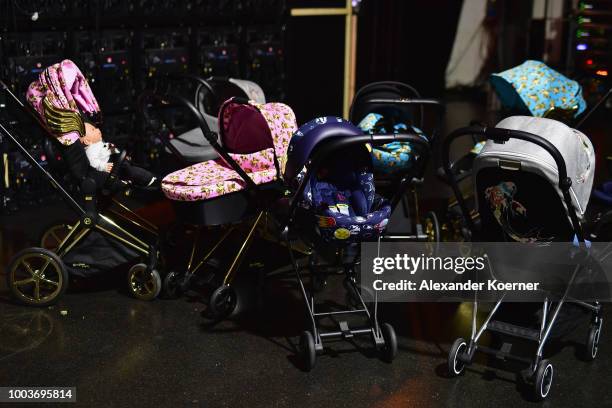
[349, 81, 445, 243]
[280, 116, 430, 370]
[442, 116, 603, 400]
[1, 67, 163, 306]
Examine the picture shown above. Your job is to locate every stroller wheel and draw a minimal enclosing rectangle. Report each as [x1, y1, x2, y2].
[39, 221, 74, 252]
[448, 338, 468, 377]
[127, 263, 161, 301]
[380, 323, 398, 362]
[423, 211, 441, 244]
[533, 359, 554, 401]
[299, 330, 316, 371]
[162, 271, 182, 299]
[6, 247, 68, 307]
[208, 285, 237, 319]
[585, 318, 603, 361]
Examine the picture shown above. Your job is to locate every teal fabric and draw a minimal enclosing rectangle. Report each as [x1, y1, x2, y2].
[357, 113, 427, 175]
[490, 60, 586, 118]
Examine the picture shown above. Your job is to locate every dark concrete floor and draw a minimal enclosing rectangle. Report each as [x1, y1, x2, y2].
[1, 101, 611, 407]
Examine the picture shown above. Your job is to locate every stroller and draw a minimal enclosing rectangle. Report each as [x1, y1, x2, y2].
[160, 96, 296, 318]
[439, 60, 595, 241]
[349, 81, 445, 242]
[442, 116, 602, 400]
[1, 61, 163, 306]
[138, 74, 266, 166]
[280, 116, 430, 370]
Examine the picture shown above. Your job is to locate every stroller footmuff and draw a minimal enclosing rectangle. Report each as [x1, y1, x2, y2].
[161, 97, 296, 318]
[281, 117, 430, 370]
[442, 116, 603, 400]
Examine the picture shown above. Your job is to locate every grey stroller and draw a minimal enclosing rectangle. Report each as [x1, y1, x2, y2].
[442, 116, 603, 400]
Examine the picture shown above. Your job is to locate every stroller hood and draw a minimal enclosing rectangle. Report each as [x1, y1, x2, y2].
[219, 98, 296, 169]
[490, 60, 586, 118]
[26, 59, 101, 145]
[283, 117, 364, 182]
[474, 116, 595, 219]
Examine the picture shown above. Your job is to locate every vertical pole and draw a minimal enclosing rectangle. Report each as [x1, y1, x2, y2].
[343, 0, 353, 118]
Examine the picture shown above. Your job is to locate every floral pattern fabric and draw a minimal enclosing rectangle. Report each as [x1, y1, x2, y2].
[162, 102, 297, 201]
[26, 59, 100, 145]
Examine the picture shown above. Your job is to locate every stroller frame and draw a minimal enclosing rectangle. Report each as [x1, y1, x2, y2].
[349, 81, 446, 243]
[1, 79, 163, 306]
[281, 131, 430, 370]
[442, 125, 603, 400]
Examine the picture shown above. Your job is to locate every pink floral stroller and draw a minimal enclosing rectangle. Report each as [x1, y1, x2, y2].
[161, 97, 297, 318]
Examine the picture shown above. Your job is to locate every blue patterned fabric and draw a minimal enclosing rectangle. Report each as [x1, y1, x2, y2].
[490, 60, 586, 118]
[357, 113, 427, 175]
[303, 170, 391, 242]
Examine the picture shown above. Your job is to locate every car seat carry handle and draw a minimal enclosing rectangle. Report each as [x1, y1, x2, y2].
[162, 93, 259, 192]
[575, 87, 612, 130]
[442, 126, 585, 241]
[359, 97, 445, 141]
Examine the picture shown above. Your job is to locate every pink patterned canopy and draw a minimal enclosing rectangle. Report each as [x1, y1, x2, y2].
[26, 59, 100, 145]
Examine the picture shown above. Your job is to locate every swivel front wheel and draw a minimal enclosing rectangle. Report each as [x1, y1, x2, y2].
[380, 323, 398, 362]
[127, 263, 161, 301]
[299, 330, 316, 371]
[448, 338, 468, 377]
[208, 285, 237, 320]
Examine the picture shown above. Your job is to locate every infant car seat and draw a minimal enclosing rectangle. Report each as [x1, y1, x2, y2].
[289, 117, 391, 243]
[357, 112, 427, 175]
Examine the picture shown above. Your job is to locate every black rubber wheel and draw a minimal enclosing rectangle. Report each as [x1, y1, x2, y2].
[208, 284, 238, 320]
[533, 359, 554, 401]
[380, 323, 398, 362]
[6, 247, 68, 307]
[448, 338, 468, 377]
[162, 271, 181, 299]
[299, 330, 316, 371]
[585, 319, 603, 361]
[127, 263, 161, 301]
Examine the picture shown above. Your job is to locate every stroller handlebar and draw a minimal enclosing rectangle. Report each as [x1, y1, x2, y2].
[441, 125, 584, 241]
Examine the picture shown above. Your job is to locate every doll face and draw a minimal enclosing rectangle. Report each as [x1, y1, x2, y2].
[84, 122, 103, 143]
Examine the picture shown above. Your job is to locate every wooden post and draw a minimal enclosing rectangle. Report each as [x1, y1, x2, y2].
[290, 0, 357, 118]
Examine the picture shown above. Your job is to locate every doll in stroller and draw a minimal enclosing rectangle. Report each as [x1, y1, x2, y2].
[442, 116, 604, 400]
[280, 116, 430, 370]
[1, 61, 164, 306]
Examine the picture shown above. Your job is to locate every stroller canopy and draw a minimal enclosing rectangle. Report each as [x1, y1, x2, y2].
[490, 60, 586, 118]
[474, 116, 595, 220]
[26, 59, 101, 145]
[284, 116, 364, 183]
